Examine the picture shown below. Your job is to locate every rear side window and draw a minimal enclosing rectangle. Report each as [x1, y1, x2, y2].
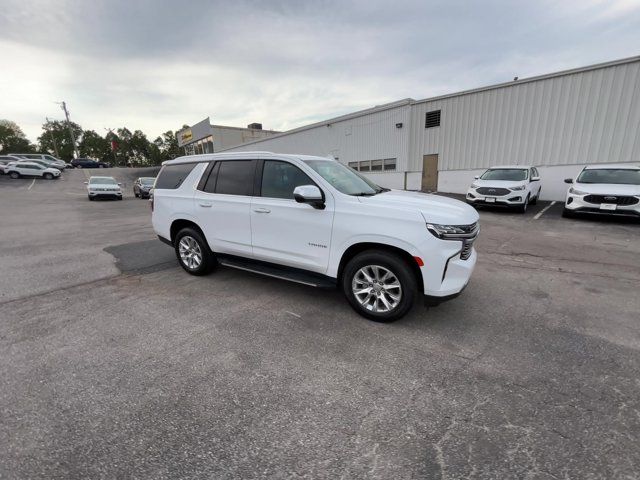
[214, 160, 255, 196]
[155, 163, 197, 189]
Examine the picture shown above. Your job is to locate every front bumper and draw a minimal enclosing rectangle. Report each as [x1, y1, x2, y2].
[89, 191, 122, 199]
[565, 195, 640, 217]
[466, 190, 526, 206]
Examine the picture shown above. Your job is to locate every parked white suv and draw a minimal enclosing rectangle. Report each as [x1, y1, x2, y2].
[10, 153, 67, 170]
[85, 176, 123, 200]
[563, 165, 640, 218]
[152, 152, 479, 321]
[6, 161, 61, 180]
[466, 165, 542, 213]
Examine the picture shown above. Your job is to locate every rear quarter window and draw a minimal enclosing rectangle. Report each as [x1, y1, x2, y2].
[155, 163, 197, 189]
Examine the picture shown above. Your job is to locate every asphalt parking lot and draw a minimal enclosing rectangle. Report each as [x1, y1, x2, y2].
[1, 169, 639, 479]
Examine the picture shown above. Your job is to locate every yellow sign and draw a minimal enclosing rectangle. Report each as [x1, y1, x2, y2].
[180, 129, 193, 143]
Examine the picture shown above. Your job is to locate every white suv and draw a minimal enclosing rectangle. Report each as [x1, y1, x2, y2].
[152, 152, 479, 321]
[563, 164, 640, 218]
[85, 176, 123, 200]
[6, 161, 61, 180]
[466, 165, 542, 213]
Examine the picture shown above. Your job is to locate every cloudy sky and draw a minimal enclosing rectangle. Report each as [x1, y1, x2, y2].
[1, 0, 640, 143]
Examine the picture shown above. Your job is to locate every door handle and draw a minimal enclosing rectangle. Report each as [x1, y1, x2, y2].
[199, 202, 213, 208]
[253, 208, 271, 213]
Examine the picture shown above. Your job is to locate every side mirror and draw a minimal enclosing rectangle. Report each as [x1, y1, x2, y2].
[293, 185, 325, 209]
[531, 176, 540, 182]
[474, 175, 479, 180]
[564, 178, 573, 184]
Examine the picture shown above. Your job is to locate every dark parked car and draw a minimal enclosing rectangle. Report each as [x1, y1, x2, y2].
[133, 177, 156, 198]
[71, 158, 111, 169]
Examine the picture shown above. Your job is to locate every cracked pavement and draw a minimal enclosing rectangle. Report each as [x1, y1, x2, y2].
[1, 170, 639, 479]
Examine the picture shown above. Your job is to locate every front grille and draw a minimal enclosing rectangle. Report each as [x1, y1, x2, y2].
[583, 195, 639, 206]
[476, 187, 510, 196]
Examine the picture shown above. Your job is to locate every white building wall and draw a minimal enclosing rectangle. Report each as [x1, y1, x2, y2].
[226, 103, 412, 173]
[224, 57, 640, 201]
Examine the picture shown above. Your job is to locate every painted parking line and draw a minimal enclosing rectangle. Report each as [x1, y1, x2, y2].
[534, 201, 556, 220]
[27, 179, 35, 190]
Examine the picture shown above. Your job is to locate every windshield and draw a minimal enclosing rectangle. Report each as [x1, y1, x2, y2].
[577, 168, 640, 185]
[480, 168, 528, 181]
[303, 159, 386, 195]
[140, 178, 155, 185]
[90, 177, 117, 185]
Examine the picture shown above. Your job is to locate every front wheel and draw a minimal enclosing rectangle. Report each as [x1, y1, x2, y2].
[517, 195, 529, 213]
[76, 165, 82, 169]
[174, 227, 216, 276]
[9, 172, 19, 179]
[99, 165, 104, 168]
[342, 250, 416, 322]
[562, 208, 574, 218]
[44, 173, 53, 180]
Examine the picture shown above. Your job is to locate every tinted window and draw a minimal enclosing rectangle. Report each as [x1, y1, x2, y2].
[155, 163, 197, 189]
[261, 161, 315, 199]
[577, 168, 640, 185]
[215, 160, 255, 196]
[480, 169, 528, 181]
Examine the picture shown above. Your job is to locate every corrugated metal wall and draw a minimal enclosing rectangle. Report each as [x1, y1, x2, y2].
[227, 105, 412, 170]
[409, 60, 640, 171]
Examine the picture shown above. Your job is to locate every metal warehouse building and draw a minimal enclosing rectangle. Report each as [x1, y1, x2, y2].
[223, 55, 640, 201]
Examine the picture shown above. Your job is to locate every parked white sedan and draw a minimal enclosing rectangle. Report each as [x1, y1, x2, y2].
[5, 161, 61, 180]
[466, 165, 542, 213]
[563, 165, 640, 219]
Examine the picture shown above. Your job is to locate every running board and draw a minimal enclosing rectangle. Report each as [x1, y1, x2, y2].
[217, 255, 337, 289]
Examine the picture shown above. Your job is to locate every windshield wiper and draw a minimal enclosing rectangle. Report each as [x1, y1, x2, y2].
[350, 192, 376, 196]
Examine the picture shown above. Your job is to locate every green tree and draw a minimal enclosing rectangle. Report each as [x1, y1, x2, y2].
[152, 130, 181, 163]
[38, 120, 82, 161]
[0, 120, 36, 153]
[78, 130, 112, 162]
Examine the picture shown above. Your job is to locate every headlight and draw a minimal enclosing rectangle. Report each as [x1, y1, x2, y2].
[471, 183, 479, 189]
[510, 185, 526, 191]
[427, 223, 471, 238]
[569, 187, 588, 195]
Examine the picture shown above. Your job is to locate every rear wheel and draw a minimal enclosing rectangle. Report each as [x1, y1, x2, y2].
[174, 227, 216, 276]
[342, 250, 416, 322]
[9, 172, 19, 179]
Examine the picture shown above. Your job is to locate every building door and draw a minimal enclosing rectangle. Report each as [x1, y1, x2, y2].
[421, 154, 439, 191]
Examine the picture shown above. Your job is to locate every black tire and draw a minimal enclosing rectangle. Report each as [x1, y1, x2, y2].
[562, 208, 574, 218]
[342, 250, 417, 322]
[134, 191, 139, 198]
[9, 172, 20, 179]
[44, 173, 53, 180]
[530, 192, 538, 205]
[88, 195, 94, 201]
[77, 165, 82, 169]
[174, 227, 216, 276]
[99, 165, 104, 168]
[517, 195, 530, 213]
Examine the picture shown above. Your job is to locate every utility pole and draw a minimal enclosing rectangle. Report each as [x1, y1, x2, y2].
[105, 128, 118, 167]
[58, 101, 79, 158]
[45, 117, 60, 158]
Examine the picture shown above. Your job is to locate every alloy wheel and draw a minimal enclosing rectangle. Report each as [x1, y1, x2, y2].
[352, 265, 402, 313]
[178, 236, 203, 270]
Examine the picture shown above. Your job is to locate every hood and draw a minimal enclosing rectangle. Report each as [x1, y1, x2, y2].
[358, 190, 479, 225]
[574, 182, 640, 196]
[89, 183, 120, 189]
[471, 179, 527, 189]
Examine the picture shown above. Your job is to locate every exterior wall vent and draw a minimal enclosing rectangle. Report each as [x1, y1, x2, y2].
[425, 110, 441, 128]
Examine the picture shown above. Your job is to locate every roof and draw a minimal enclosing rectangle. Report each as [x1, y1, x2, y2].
[583, 164, 640, 170]
[163, 151, 332, 166]
[219, 55, 640, 152]
[486, 165, 535, 169]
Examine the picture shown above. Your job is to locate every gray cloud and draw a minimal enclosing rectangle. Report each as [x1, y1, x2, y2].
[1, 0, 639, 142]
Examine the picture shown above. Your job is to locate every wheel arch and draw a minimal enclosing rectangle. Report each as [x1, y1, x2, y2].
[337, 242, 424, 294]
[170, 219, 206, 245]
